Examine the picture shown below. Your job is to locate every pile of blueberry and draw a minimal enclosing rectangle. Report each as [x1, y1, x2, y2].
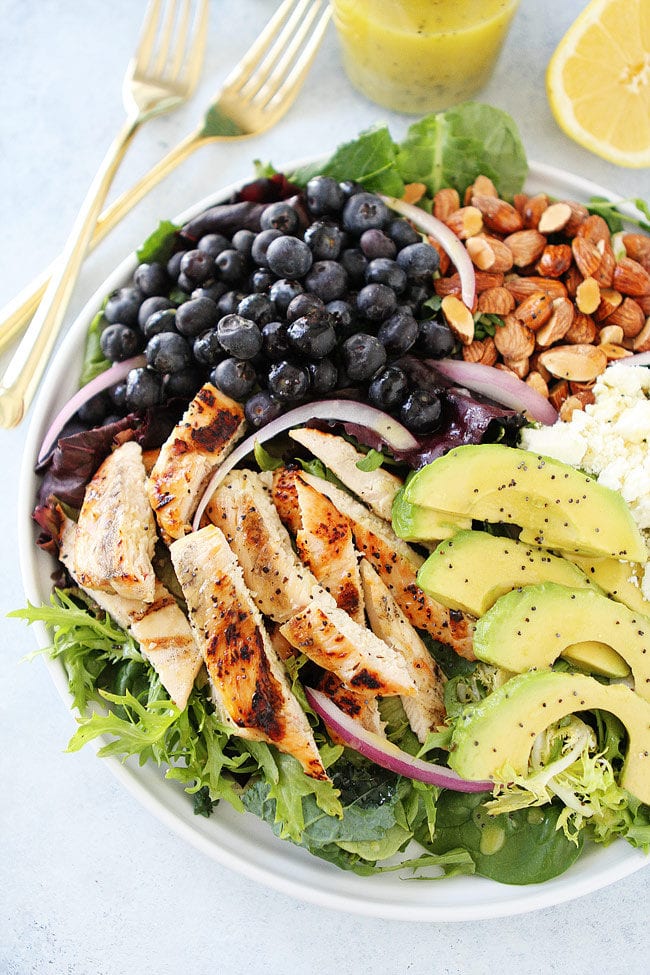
[95, 176, 458, 435]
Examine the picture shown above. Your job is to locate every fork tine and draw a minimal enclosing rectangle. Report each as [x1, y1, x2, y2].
[132, 0, 164, 76]
[240, 0, 318, 100]
[174, 0, 209, 89]
[151, 0, 180, 77]
[221, 0, 305, 92]
[257, 3, 331, 112]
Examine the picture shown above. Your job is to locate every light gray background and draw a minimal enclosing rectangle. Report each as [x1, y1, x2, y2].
[1, 1, 649, 972]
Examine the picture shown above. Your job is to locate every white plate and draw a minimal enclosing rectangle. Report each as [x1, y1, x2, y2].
[18, 160, 649, 922]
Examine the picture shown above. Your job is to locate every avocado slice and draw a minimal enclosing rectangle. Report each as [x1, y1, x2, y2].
[391, 487, 470, 543]
[448, 669, 650, 803]
[416, 530, 596, 617]
[474, 583, 649, 689]
[403, 444, 646, 562]
[561, 641, 629, 678]
[568, 555, 650, 616]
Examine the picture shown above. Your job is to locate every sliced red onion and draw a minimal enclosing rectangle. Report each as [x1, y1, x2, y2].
[192, 399, 418, 531]
[428, 358, 559, 425]
[614, 353, 650, 367]
[37, 354, 147, 464]
[380, 195, 476, 309]
[305, 687, 491, 793]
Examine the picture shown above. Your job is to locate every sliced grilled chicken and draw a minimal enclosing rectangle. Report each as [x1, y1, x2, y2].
[170, 525, 327, 780]
[315, 671, 385, 737]
[59, 515, 201, 710]
[272, 467, 365, 626]
[289, 427, 403, 521]
[74, 441, 156, 603]
[147, 384, 246, 544]
[280, 588, 416, 697]
[206, 469, 316, 623]
[299, 472, 476, 660]
[360, 559, 446, 742]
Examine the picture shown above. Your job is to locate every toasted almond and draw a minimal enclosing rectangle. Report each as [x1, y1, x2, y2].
[402, 182, 427, 205]
[477, 286, 515, 316]
[575, 276, 601, 314]
[592, 239, 616, 287]
[513, 193, 529, 218]
[520, 193, 549, 229]
[600, 342, 634, 361]
[538, 344, 608, 382]
[563, 201, 591, 237]
[632, 317, 650, 353]
[569, 386, 597, 407]
[598, 324, 624, 345]
[565, 311, 598, 345]
[536, 243, 573, 278]
[494, 362, 521, 378]
[441, 295, 475, 344]
[577, 214, 611, 246]
[622, 233, 650, 272]
[605, 297, 646, 337]
[504, 275, 568, 302]
[534, 296, 574, 347]
[548, 379, 570, 410]
[504, 229, 547, 268]
[471, 194, 523, 234]
[433, 187, 460, 222]
[563, 264, 583, 299]
[593, 287, 623, 322]
[494, 315, 535, 360]
[638, 295, 650, 315]
[434, 270, 503, 299]
[444, 206, 483, 240]
[559, 395, 587, 422]
[470, 174, 499, 199]
[466, 237, 496, 270]
[612, 257, 650, 297]
[572, 237, 602, 278]
[504, 356, 530, 379]
[530, 351, 553, 383]
[480, 235, 514, 272]
[537, 201, 572, 234]
[514, 291, 554, 330]
[525, 370, 549, 398]
[427, 238, 451, 276]
[462, 337, 498, 365]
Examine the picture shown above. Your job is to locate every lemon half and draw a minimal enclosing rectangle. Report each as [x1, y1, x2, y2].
[546, 0, 650, 168]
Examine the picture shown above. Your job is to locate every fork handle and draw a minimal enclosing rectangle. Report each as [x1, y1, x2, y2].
[0, 114, 142, 428]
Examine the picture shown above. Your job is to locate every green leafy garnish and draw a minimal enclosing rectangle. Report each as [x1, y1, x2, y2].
[253, 440, 284, 471]
[291, 124, 405, 197]
[355, 448, 387, 472]
[79, 309, 111, 386]
[136, 219, 181, 264]
[587, 195, 650, 233]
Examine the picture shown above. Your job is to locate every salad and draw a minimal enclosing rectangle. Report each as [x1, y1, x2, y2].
[15, 103, 650, 888]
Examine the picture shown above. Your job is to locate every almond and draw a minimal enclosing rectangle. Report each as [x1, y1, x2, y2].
[576, 277, 601, 314]
[462, 337, 498, 365]
[525, 370, 549, 398]
[441, 295, 474, 344]
[632, 317, 650, 353]
[598, 324, 624, 345]
[434, 270, 503, 299]
[534, 296, 574, 348]
[638, 295, 650, 315]
[605, 297, 646, 338]
[593, 287, 623, 322]
[480, 235, 514, 272]
[477, 286, 515, 316]
[538, 344, 608, 382]
[504, 275, 567, 302]
[530, 351, 552, 383]
[592, 238, 616, 287]
[522, 193, 549, 229]
[427, 238, 450, 276]
[563, 200, 590, 236]
[471, 194, 523, 234]
[471, 174, 499, 198]
[536, 244, 572, 279]
[466, 237, 497, 270]
[622, 233, 650, 272]
[513, 194, 529, 219]
[514, 291, 554, 330]
[402, 182, 427, 205]
[504, 229, 547, 268]
[577, 214, 611, 246]
[572, 237, 602, 278]
[560, 395, 587, 422]
[504, 357, 530, 379]
[565, 311, 597, 345]
[548, 379, 570, 410]
[494, 315, 535, 360]
[433, 187, 460, 222]
[600, 343, 633, 361]
[444, 206, 483, 240]
[537, 201, 572, 234]
[612, 257, 650, 297]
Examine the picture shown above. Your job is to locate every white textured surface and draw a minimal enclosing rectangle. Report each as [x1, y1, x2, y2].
[1, 1, 649, 971]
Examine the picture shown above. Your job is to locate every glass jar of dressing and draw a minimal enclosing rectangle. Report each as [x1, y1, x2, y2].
[332, 0, 520, 114]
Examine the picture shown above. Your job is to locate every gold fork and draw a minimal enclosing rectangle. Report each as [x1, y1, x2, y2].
[0, 0, 208, 428]
[0, 0, 332, 364]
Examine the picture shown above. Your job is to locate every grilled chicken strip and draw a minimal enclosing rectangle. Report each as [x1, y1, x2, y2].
[206, 469, 316, 623]
[147, 384, 246, 544]
[280, 588, 416, 697]
[59, 515, 201, 710]
[170, 525, 327, 780]
[315, 671, 385, 738]
[272, 467, 365, 626]
[298, 472, 476, 660]
[74, 441, 156, 603]
[360, 559, 446, 742]
[289, 427, 403, 522]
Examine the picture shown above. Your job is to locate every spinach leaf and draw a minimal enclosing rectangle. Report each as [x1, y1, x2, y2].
[136, 219, 181, 264]
[79, 309, 111, 386]
[291, 125, 405, 196]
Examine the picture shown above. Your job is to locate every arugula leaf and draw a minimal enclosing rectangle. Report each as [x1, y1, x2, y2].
[587, 195, 650, 233]
[355, 448, 387, 472]
[254, 440, 284, 471]
[79, 309, 111, 386]
[291, 125, 405, 196]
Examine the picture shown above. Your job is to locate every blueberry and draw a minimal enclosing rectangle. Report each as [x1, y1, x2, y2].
[403, 282, 433, 316]
[266, 236, 313, 279]
[163, 367, 203, 401]
[251, 228, 282, 267]
[339, 248, 368, 286]
[237, 292, 275, 326]
[325, 299, 355, 336]
[138, 295, 174, 329]
[287, 312, 337, 359]
[125, 367, 162, 410]
[368, 366, 409, 411]
[110, 382, 127, 410]
[216, 314, 263, 359]
[304, 260, 348, 302]
[192, 281, 228, 304]
[245, 390, 283, 429]
[134, 261, 168, 297]
[142, 307, 177, 339]
[416, 319, 456, 358]
[166, 251, 185, 281]
[218, 290, 247, 316]
[342, 192, 389, 235]
[308, 357, 338, 394]
[215, 248, 248, 284]
[211, 358, 257, 400]
[377, 308, 419, 355]
[396, 241, 440, 281]
[400, 388, 443, 434]
[175, 297, 219, 337]
[77, 391, 112, 425]
[387, 218, 420, 249]
[193, 329, 224, 366]
[104, 286, 143, 327]
[198, 233, 231, 258]
[356, 282, 398, 323]
[286, 292, 325, 322]
[180, 248, 214, 285]
[339, 179, 364, 199]
[303, 220, 345, 260]
[249, 268, 275, 293]
[100, 323, 142, 362]
[341, 333, 387, 382]
[267, 360, 310, 402]
[269, 278, 303, 315]
[175, 271, 195, 296]
[260, 201, 300, 234]
[262, 320, 292, 361]
[146, 332, 192, 374]
[360, 229, 396, 260]
[365, 258, 407, 293]
[231, 229, 256, 256]
[306, 175, 345, 216]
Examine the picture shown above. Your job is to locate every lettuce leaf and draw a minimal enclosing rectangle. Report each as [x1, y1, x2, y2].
[290, 125, 405, 196]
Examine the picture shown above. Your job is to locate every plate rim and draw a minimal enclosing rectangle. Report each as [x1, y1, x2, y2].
[18, 158, 649, 922]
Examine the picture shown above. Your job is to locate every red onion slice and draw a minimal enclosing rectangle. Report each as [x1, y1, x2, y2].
[192, 399, 418, 531]
[380, 195, 476, 309]
[37, 354, 147, 464]
[305, 687, 491, 793]
[428, 358, 559, 425]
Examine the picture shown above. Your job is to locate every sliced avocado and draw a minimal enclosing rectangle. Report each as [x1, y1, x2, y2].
[391, 487, 470, 542]
[416, 530, 596, 617]
[562, 641, 629, 678]
[403, 444, 646, 562]
[474, 583, 648, 689]
[448, 669, 650, 803]
[568, 554, 650, 616]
